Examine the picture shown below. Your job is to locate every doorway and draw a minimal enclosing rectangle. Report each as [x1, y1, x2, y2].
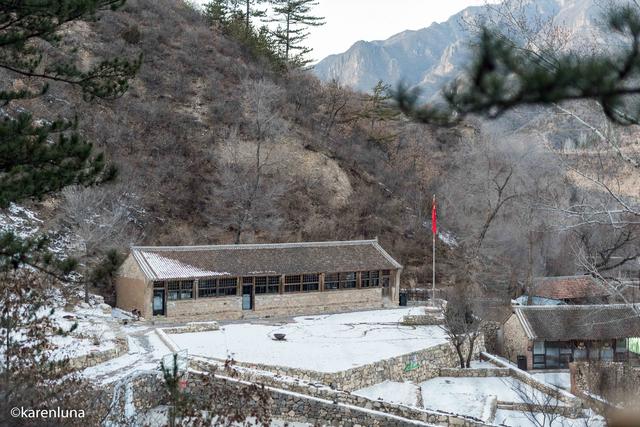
[242, 284, 253, 310]
[153, 289, 165, 316]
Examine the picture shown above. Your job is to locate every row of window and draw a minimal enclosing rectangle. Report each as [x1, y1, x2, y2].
[155, 270, 391, 300]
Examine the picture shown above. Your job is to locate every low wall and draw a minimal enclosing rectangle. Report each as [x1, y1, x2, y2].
[116, 367, 491, 427]
[480, 353, 581, 407]
[195, 337, 484, 392]
[67, 337, 128, 370]
[570, 361, 640, 408]
[439, 367, 510, 378]
[190, 358, 492, 426]
[402, 314, 444, 326]
[160, 321, 219, 334]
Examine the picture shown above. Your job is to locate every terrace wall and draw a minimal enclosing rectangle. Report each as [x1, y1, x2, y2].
[113, 370, 491, 427]
[194, 337, 485, 391]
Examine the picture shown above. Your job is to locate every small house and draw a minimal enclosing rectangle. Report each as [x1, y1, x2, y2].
[503, 304, 640, 370]
[116, 239, 402, 320]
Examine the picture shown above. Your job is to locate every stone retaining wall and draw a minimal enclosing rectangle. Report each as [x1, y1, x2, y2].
[116, 368, 492, 427]
[197, 337, 484, 391]
[67, 336, 128, 370]
[570, 361, 640, 409]
[401, 314, 444, 326]
[160, 321, 219, 334]
[439, 367, 510, 378]
[480, 353, 581, 406]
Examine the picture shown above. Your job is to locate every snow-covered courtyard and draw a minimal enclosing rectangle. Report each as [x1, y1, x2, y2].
[354, 375, 597, 427]
[168, 308, 448, 372]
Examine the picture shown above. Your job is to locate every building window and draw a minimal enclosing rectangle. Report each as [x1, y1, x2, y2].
[218, 278, 238, 296]
[302, 274, 319, 292]
[325, 273, 339, 290]
[168, 281, 180, 300]
[284, 275, 302, 293]
[198, 279, 217, 298]
[180, 280, 194, 299]
[361, 271, 380, 288]
[340, 272, 356, 289]
[256, 276, 280, 294]
[167, 280, 193, 300]
[153, 281, 165, 289]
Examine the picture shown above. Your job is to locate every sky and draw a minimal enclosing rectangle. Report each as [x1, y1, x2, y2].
[193, 1, 498, 62]
[305, 0, 499, 62]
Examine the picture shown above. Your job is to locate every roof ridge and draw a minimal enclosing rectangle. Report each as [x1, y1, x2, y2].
[131, 239, 379, 252]
[516, 303, 639, 311]
[534, 275, 594, 280]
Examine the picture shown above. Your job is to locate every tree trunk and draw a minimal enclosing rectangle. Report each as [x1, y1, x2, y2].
[454, 341, 465, 368]
[465, 334, 478, 369]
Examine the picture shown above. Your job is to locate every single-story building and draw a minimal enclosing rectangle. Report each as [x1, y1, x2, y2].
[523, 275, 611, 305]
[503, 304, 640, 370]
[116, 239, 402, 320]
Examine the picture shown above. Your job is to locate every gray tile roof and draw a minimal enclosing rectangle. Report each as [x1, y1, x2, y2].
[515, 304, 640, 341]
[531, 275, 611, 300]
[130, 240, 402, 281]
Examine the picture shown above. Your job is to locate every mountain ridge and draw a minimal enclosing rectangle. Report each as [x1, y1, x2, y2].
[313, 0, 602, 98]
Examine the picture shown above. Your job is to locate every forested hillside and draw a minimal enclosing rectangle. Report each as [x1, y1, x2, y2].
[0, 0, 475, 299]
[3, 0, 636, 306]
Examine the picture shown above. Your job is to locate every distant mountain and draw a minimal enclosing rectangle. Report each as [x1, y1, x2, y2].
[314, 0, 602, 99]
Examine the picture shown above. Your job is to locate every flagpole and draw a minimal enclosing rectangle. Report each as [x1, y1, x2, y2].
[432, 194, 436, 307]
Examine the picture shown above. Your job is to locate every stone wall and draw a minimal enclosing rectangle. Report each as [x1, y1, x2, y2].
[501, 313, 530, 368]
[116, 369, 492, 427]
[167, 296, 243, 320]
[153, 288, 385, 322]
[194, 337, 484, 392]
[439, 367, 510, 378]
[570, 361, 640, 408]
[67, 336, 129, 370]
[480, 321, 501, 355]
[480, 353, 581, 407]
[160, 321, 219, 334]
[253, 288, 383, 318]
[116, 254, 151, 318]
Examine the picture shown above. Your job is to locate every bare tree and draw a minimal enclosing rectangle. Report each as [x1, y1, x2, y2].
[441, 283, 482, 368]
[508, 379, 563, 427]
[208, 79, 289, 243]
[58, 184, 138, 301]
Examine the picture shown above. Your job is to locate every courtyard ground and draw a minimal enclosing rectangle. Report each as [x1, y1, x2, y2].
[167, 307, 446, 372]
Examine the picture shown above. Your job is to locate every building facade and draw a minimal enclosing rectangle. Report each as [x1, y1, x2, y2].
[116, 240, 402, 320]
[503, 305, 640, 370]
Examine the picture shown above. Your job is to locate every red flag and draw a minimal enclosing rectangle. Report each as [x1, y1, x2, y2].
[431, 196, 437, 235]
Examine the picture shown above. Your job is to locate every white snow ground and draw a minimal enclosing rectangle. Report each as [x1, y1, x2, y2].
[531, 371, 571, 390]
[354, 381, 420, 407]
[168, 308, 446, 372]
[494, 409, 599, 427]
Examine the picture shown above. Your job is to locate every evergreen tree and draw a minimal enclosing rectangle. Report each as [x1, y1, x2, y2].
[269, 0, 324, 67]
[0, 1, 139, 264]
[359, 81, 401, 144]
[395, 5, 640, 128]
[204, 0, 285, 71]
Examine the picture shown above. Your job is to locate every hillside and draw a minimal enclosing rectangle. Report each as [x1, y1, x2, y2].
[313, 0, 601, 98]
[0, 0, 472, 298]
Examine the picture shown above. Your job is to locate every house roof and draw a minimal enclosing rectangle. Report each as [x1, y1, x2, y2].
[514, 304, 640, 341]
[129, 240, 402, 281]
[531, 275, 611, 300]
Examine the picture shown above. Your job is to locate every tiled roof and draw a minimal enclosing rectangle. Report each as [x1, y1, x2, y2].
[531, 275, 611, 300]
[514, 304, 640, 341]
[130, 240, 402, 281]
